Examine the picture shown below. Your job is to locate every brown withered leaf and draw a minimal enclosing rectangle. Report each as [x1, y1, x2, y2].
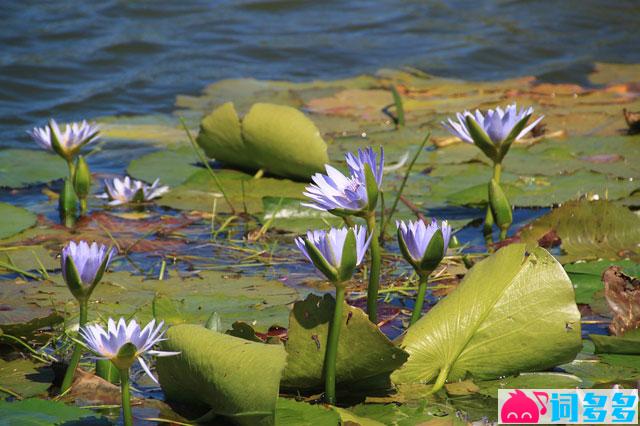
[603, 265, 640, 336]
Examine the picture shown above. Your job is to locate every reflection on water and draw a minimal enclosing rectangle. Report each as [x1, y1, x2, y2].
[1, 0, 639, 145]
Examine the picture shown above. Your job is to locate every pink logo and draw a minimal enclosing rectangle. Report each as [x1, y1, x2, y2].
[501, 390, 548, 423]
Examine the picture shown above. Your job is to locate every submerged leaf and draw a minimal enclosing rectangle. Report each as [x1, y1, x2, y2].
[392, 244, 581, 389]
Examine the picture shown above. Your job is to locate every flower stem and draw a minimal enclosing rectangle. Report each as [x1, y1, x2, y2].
[365, 212, 381, 323]
[79, 198, 87, 215]
[324, 284, 345, 404]
[409, 273, 429, 325]
[119, 367, 134, 426]
[66, 159, 76, 180]
[484, 162, 503, 247]
[60, 299, 88, 393]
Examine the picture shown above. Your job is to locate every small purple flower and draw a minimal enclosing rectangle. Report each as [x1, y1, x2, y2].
[28, 119, 99, 159]
[302, 147, 383, 214]
[397, 219, 451, 268]
[97, 177, 169, 206]
[442, 104, 543, 145]
[345, 147, 384, 188]
[296, 226, 371, 269]
[80, 318, 179, 383]
[61, 241, 114, 290]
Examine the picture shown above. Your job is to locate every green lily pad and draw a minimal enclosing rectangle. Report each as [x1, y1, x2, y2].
[196, 102, 329, 180]
[0, 149, 66, 188]
[590, 334, 640, 355]
[0, 203, 36, 240]
[261, 197, 343, 233]
[159, 169, 307, 213]
[275, 398, 340, 426]
[475, 373, 582, 398]
[0, 359, 54, 399]
[392, 244, 582, 390]
[559, 359, 640, 387]
[126, 147, 200, 187]
[348, 401, 456, 426]
[0, 245, 58, 275]
[281, 293, 408, 391]
[0, 398, 109, 425]
[0, 280, 63, 336]
[599, 354, 640, 370]
[564, 260, 640, 304]
[21, 270, 298, 333]
[520, 200, 640, 263]
[157, 324, 287, 425]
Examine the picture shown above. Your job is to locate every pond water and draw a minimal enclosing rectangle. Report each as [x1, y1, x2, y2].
[2, 0, 640, 146]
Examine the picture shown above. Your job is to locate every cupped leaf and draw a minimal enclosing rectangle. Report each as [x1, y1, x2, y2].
[242, 103, 329, 179]
[0, 203, 36, 239]
[281, 293, 408, 391]
[196, 102, 329, 180]
[196, 102, 257, 170]
[157, 324, 286, 425]
[392, 244, 582, 389]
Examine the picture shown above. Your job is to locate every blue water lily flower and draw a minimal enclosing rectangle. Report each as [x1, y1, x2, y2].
[397, 219, 451, 272]
[442, 104, 543, 162]
[296, 225, 370, 270]
[397, 219, 452, 325]
[80, 318, 179, 382]
[61, 241, 115, 300]
[98, 176, 169, 206]
[345, 147, 384, 188]
[29, 119, 100, 160]
[303, 147, 384, 215]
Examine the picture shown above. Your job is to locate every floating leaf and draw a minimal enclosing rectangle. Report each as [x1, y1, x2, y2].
[0, 149, 66, 188]
[475, 372, 582, 398]
[159, 169, 306, 213]
[157, 324, 286, 425]
[260, 197, 342, 233]
[520, 200, 640, 263]
[559, 359, 640, 387]
[275, 398, 340, 426]
[0, 399, 108, 425]
[20, 271, 297, 333]
[564, 260, 640, 304]
[127, 147, 200, 187]
[0, 359, 53, 399]
[0, 280, 63, 336]
[392, 244, 581, 389]
[281, 293, 408, 391]
[591, 334, 640, 355]
[0, 203, 36, 240]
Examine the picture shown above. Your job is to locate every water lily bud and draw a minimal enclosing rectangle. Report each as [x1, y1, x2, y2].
[73, 156, 91, 200]
[59, 179, 78, 227]
[489, 179, 513, 232]
[295, 226, 372, 285]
